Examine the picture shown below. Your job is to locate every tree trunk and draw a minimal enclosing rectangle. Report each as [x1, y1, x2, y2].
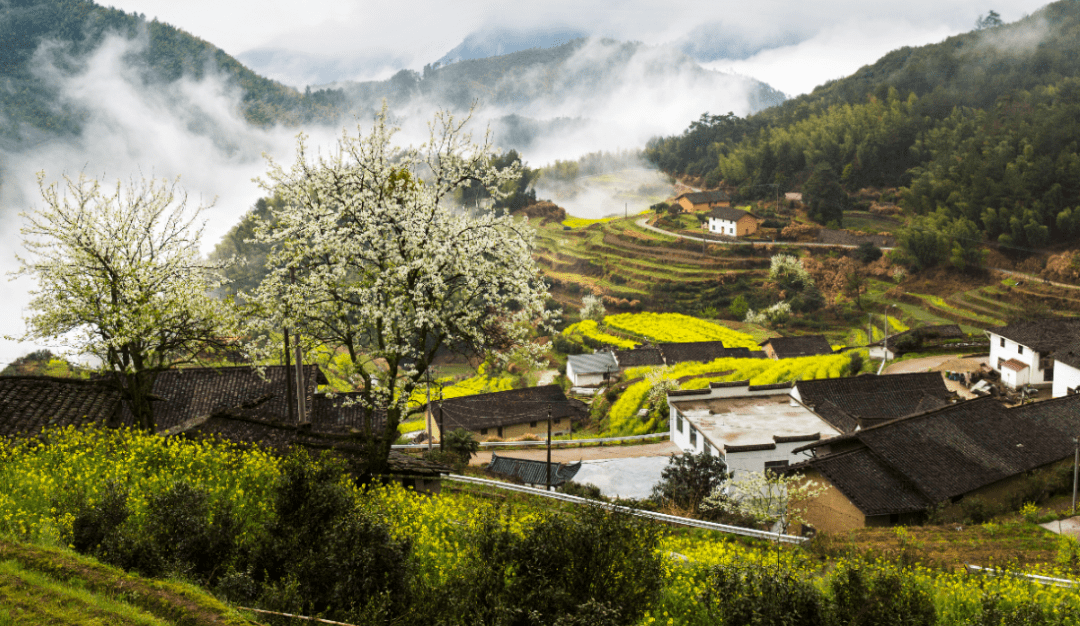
[118, 370, 160, 431]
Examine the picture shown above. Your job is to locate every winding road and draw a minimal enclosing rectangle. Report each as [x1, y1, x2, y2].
[634, 218, 894, 250]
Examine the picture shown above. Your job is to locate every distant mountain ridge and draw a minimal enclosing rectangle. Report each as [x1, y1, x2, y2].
[433, 27, 590, 67]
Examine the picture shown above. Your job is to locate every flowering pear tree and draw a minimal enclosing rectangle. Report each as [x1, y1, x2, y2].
[701, 470, 826, 534]
[248, 108, 550, 473]
[15, 173, 237, 430]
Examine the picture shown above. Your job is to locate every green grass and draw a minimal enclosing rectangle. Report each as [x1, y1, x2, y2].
[0, 540, 256, 626]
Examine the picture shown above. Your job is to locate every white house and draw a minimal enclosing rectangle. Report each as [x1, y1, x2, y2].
[707, 206, 760, 238]
[667, 381, 839, 479]
[986, 319, 1080, 390]
[1052, 342, 1080, 398]
[565, 351, 619, 387]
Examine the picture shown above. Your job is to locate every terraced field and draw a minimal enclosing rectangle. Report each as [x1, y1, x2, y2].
[535, 216, 770, 312]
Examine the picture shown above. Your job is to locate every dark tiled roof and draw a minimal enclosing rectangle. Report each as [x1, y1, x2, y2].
[709, 206, 756, 222]
[726, 442, 776, 453]
[567, 352, 619, 375]
[774, 433, 820, 443]
[312, 392, 385, 434]
[987, 318, 1080, 354]
[794, 372, 954, 433]
[678, 191, 730, 205]
[810, 448, 931, 516]
[659, 341, 757, 364]
[486, 452, 581, 486]
[760, 335, 834, 358]
[614, 346, 665, 368]
[436, 385, 585, 432]
[749, 382, 793, 391]
[181, 413, 448, 476]
[137, 365, 328, 432]
[0, 377, 122, 438]
[802, 394, 1080, 516]
[1056, 341, 1080, 370]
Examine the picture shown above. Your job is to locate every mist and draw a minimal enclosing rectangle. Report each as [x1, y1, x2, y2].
[0, 32, 343, 367]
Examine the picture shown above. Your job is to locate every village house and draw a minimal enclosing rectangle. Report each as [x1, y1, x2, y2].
[611, 341, 762, 372]
[1052, 341, 1080, 397]
[707, 206, 760, 238]
[674, 190, 731, 213]
[986, 318, 1080, 391]
[565, 351, 619, 387]
[0, 366, 449, 489]
[486, 452, 581, 488]
[667, 381, 840, 479]
[425, 384, 587, 441]
[759, 335, 833, 360]
[787, 393, 1080, 532]
[790, 371, 956, 433]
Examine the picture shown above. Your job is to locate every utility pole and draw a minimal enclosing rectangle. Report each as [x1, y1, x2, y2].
[425, 370, 433, 452]
[283, 328, 296, 423]
[701, 221, 706, 255]
[439, 402, 445, 452]
[1073, 437, 1078, 513]
[289, 267, 307, 425]
[546, 404, 553, 492]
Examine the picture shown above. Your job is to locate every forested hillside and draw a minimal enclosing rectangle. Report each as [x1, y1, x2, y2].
[646, 0, 1080, 256]
[0, 0, 348, 143]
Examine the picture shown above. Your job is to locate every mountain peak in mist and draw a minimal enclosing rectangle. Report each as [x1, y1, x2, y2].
[672, 22, 808, 62]
[434, 27, 590, 67]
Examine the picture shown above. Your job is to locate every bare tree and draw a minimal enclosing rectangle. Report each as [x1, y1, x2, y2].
[15, 173, 237, 430]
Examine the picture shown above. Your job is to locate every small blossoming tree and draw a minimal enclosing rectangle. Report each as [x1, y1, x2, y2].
[248, 108, 550, 473]
[15, 173, 237, 430]
[701, 470, 826, 534]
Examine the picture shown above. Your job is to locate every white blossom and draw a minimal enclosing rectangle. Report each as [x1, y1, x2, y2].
[14, 173, 237, 429]
[246, 107, 551, 470]
[701, 470, 826, 534]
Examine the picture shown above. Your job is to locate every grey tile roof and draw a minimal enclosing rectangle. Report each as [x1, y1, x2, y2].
[0, 376, 122, 438]
[658, 341, 759, 364]
[613, 346, 665, 368]
[798, 394, 1080, 516]
[987, 318, 1080, 354]
[486, 452, 581, 486]
[760, 335, 834, 358]
[709, 206, 756, 222]
[794, 372, 954, 433]
[567, 351, 619, 375]
[436, 385, 586, 432]
[678, 191, 730, 205]
[1053, 340, 1080, 370]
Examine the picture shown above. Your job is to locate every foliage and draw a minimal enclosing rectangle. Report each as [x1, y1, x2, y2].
[604, 312, 760, 348]
[745, 301, 792, 327]
[443, 428, 480, 464]
[829, 562, 936, 626]
[701, 471, 826, 534]
[702, 563, 830, 626]
[0, 349, 88, 378]
[728, 294, 750, 319]
[15, 174, 237, 430]
[651, 452, 729, 514]
[459, 149, 538, 213]
[803, 163, 847, 226]
[852, 242, 883, 264]
[247, 108, 550, 474]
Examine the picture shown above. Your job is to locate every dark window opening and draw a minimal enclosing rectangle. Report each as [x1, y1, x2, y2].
[480, 428, 488, 435]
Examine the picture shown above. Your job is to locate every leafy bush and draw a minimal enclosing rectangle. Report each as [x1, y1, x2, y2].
[853, 242, 883, 263]
[829, 562, 936, 626]
[652, 452, 729, 514]
[559, 481, 604, 500]
[703, 563, 829, 626]
[443, 428, 481, 464]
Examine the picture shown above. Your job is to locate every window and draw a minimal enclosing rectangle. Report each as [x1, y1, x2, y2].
[1018, 345, 1024, 355]
[497, 426, 503, 438]
[480, 428, 488, 435]
[689, 428, 697, 447]
[554, 418, 561, 425]
[1000, 338, 1005, 347]
[676, 415, 683, 433]
[764, 460, 789, 474]
[530, 421, 537, 428]
[998, 357, 1006, 370]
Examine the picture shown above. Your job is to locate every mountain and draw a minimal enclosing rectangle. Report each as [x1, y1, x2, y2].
[647, 0, 1080, 257]
[671, 22, 807, 62]
[433, 27, 590, 67]
[0, 0, 348, 145]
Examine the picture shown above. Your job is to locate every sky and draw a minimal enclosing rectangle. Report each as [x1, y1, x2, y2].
[104, 0, 1051, 95]
[0, 0, 1057, 366]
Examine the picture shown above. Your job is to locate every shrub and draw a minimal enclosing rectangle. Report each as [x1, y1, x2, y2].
[651, 452, 729, 514]
[829, 563, 936, 626]
[443, 428, 481, 464]
[67, 480, 130, 559]
[853, 242, 883, 264]
[703, 563, 829, 626]
[559, 481, 604, 500]
[959, 496, 997, 524]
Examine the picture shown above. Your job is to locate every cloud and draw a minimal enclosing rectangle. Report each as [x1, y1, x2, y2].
[0, 32, 341, 366]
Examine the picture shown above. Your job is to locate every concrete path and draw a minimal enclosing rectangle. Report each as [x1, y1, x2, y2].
[1041, 516, 1080, 539]
[468, 440, 680, 466]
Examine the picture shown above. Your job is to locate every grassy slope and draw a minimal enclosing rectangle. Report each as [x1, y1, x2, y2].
[0, 540, 258, 626]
